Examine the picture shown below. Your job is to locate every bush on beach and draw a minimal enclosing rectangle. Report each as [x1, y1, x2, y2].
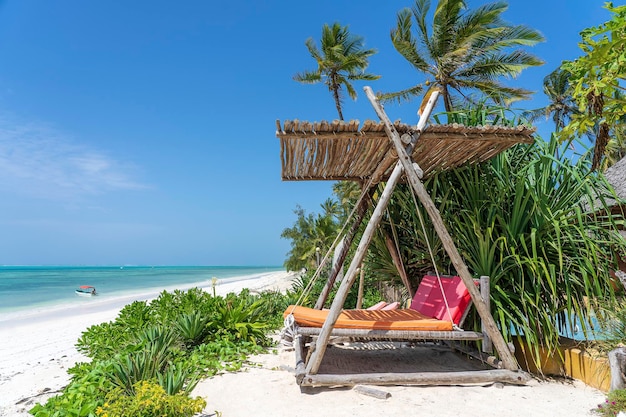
[29, 287, 295, 417]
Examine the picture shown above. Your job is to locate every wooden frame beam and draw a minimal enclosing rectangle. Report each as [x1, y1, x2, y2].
[314, 186, 373, 310]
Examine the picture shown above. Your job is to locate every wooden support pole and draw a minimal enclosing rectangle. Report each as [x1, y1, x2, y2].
[356, 267, 365, 309]
[294, 335, 306, 385]
[384, 231, 414, 297]
[314, 187, 372, 310]
[481, 275, 493, 354]
[364, 86, 519, 371]
[305, 91, 440, 375]
[305, 162, 404, 375]
[609, 347, 626, 391]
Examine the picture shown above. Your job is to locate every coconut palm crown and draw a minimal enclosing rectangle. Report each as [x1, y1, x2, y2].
[294, 22, 380, 120]
[385, 0, 545, 112]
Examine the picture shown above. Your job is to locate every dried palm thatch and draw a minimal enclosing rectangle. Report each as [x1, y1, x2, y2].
[604, 155, 626, 221]
[276, 119, 535, 182]
[605, 155, 626, 202]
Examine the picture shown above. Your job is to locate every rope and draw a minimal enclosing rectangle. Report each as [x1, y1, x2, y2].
[279, 314, 298, 348]
[408, 182, 458, 329]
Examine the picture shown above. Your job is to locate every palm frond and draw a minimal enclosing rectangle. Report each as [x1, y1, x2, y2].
[378, 84, 426, 104]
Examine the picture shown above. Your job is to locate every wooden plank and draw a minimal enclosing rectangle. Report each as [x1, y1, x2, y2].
[298, 327, 484, 341]
[353, 385, 391, 399]
[364, 86, 519, 371]
[299, 369, 531, 387]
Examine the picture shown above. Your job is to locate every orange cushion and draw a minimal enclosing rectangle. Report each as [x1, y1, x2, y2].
[283, 305, 453, 331]
[409, 275, 472, 325]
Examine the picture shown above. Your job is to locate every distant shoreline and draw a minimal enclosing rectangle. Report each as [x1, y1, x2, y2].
[0, 269, 287, 327]
[0, 270, 298, 416]
[0, 265, 285, 317]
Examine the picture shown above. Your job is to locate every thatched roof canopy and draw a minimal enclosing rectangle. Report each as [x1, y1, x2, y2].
[277, 119, 534, 182]
[605, 155, 626, 202]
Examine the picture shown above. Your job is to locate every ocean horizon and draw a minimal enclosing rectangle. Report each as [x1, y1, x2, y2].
[0, 265, 285, 321]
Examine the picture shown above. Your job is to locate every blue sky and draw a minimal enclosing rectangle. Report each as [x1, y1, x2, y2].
[0, 0, 612, 266]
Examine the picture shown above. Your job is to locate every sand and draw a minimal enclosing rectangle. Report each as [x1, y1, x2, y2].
[0, 271, 608, 417]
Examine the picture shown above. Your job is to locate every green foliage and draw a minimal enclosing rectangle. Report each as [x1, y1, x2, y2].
[592, 298, 626, 354]
[367, 134, 625, 367]
[33, 288, 287, 416]
[281, 203, 343, 272]
[384, 0, 544, 111]
[562, 2, 626, 169]
[30, 361, 114, 417]
[208, 293, 270, 345]
[294, 22, 379, 120]
[175, 312, 209, 348]
[95, 380, 205, 417]
[594, 389, 626, 416]
[432, 102, 530, 127]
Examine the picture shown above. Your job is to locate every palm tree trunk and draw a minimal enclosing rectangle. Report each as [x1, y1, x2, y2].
[331, 78, 344, 120]
[442, 84, 453, 112]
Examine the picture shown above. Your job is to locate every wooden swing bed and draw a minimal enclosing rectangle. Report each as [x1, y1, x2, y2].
[276, 88, 535, 388]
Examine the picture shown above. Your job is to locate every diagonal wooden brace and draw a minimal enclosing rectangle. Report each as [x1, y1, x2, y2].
[363, 86, 518, 371]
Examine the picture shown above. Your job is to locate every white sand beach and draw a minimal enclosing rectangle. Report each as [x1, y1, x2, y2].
[0, 271, 608, 417]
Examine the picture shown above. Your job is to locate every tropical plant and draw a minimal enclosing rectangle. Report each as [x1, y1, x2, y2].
[602, 122, 626, 170]
[294, 22, 380, 120]
[95, 380, 206, 417]
[30, 361, 114, 417]
[524, 68, 580, 132]
[592, 297, 626, 354]
[106, 326, 182, 395]
[366, 129, 625, 366]
[384, 0, 544, 112]
[35, 288, 284, 417]
[562, 2, 626, 170]
[281, 203, 343, 271]
[208, 294, 271, 345]
[175, 312, 210, 348]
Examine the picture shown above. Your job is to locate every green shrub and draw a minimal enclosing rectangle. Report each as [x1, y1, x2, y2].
[208, 294, 271, 345]
[95, 380, 205, 417]
[32, 288, 295, 417]
[30, 361, 114, 417]
[175, 312, 209, 348]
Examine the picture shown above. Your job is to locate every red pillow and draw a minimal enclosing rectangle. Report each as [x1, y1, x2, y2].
[410, 275, 472, 325]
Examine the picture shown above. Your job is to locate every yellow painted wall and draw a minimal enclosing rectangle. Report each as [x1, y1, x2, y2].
[513, 337, 610, 392]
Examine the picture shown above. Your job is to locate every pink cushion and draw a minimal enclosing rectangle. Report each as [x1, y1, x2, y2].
[409, 275, 472, 325]
[381, 301, 399, 310]
[366, 301, 388, 310]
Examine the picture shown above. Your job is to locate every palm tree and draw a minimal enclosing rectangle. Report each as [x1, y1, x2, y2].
[294, 22, 380, 120]
[385, 0, 544, 112]
[540, 68, 579, 132]
[524, 67, 579, 132]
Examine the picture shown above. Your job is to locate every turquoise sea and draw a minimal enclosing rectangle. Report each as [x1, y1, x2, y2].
[0, 266, 285, 319]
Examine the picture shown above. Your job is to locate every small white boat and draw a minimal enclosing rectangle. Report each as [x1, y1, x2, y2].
[75, 285, 97, 296]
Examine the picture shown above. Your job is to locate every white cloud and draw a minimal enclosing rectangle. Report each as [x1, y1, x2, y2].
[0, 114, 147, 200]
